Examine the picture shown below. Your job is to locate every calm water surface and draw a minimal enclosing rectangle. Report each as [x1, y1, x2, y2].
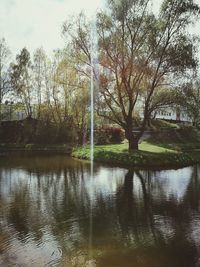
[0, 153, 200, 267]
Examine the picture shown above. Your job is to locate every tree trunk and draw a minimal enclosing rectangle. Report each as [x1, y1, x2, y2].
[193, 121, 196, 127]
[125, 127, 139, 151]
[129, 138, 139, 150]
[124, 170, 134, 193]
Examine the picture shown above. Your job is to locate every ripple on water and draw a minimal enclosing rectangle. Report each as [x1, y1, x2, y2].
[0, 155, 200, 267]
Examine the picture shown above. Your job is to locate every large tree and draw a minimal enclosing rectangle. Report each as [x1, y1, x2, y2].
[63, 0, 199, 150]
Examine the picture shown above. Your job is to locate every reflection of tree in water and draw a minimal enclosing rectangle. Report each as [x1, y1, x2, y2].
[100, 169, 199, 267]
[183, 165, 200, 211]
[1, 158, 200, 266]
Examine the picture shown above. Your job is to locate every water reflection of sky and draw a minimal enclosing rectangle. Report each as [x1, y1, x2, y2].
[84, 167, 126, 196]
[152, 167, 193, 201]
[0, 165, 193, 202]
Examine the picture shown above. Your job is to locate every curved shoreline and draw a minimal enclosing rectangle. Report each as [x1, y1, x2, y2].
[0, 143, 199, 170]
[0, 143, 72, 154]
[72, 145, 199, 170]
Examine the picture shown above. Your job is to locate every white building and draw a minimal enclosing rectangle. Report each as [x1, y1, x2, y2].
[154, 108, 192, 123]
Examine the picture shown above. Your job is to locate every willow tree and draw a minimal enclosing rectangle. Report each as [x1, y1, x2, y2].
[63, 0, 199, 150]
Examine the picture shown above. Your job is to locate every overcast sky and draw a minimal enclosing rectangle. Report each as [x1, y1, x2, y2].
[0, 0, 199, 58]
[0, 0, 105, 57]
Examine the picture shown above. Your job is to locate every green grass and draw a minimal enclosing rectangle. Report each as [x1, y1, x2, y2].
[72, 141, 195, 169]
[88, 141, 175, 154]
[146, 141, 200, 152]
[139, 141, 175, 153]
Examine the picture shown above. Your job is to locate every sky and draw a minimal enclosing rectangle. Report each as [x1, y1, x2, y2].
[0, 0, 199, 59]
[0, 0, 105, 57]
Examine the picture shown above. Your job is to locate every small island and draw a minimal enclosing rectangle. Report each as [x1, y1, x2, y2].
[72, 125, 200, 169]
[1, 118, 200, 169]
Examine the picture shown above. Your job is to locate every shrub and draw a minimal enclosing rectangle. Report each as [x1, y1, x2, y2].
[95, 126, 125, 145]
[94, 127, 109, 145]
[109, 127, 125, 143]
[34, 120, 57, 144]
[56, 121, 77, 144]
[0, 118, 36, 143]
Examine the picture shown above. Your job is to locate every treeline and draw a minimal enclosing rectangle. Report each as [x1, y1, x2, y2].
[0, 42, 90, 144]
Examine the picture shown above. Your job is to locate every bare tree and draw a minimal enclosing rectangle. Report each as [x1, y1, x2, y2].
[33, 47, 47, 119]
[0, 38, 11, 120]
[10, 48, 33, 117]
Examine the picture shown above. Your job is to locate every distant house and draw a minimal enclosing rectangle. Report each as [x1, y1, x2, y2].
[153, 108, 192, 123]
[135, 98, 192, 123]
[98, 104, 192, 128]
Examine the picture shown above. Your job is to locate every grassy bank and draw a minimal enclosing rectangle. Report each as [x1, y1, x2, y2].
[72, 142, 197, 169]
[147, 141, 200, 152]
[0, 143, 72, 154]
[147, 125, 200, 151]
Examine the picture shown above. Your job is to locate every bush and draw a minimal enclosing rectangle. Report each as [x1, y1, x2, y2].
[34, 120, 57, 144]
[0, 118, 36, 143]
[109, 127, 125, 143]
[95, 126, 125, 145]
[0, 117, 78, 145]
[56, 121, 77, 144]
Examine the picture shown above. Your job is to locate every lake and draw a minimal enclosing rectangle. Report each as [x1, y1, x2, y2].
[0, 153, 200, 267]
